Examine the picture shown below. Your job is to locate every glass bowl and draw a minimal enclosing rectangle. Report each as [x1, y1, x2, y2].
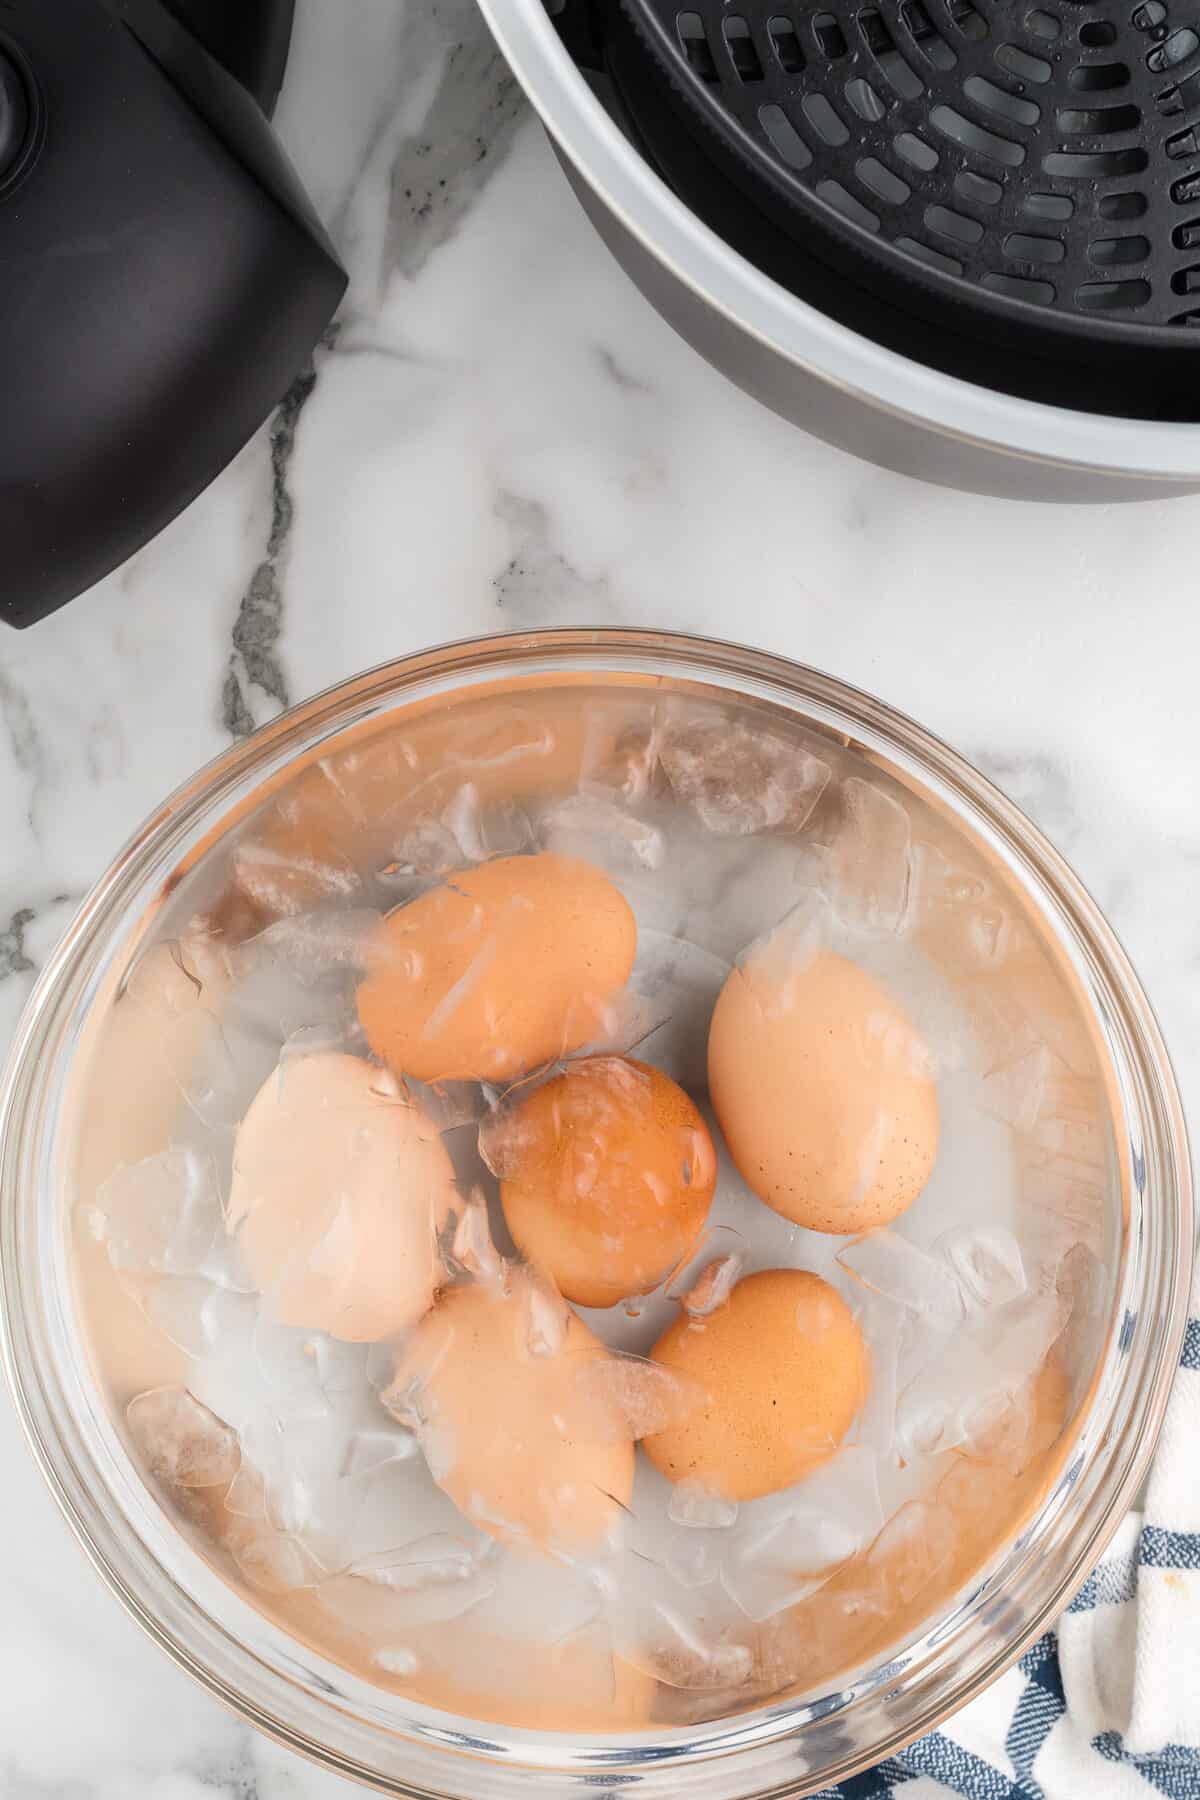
[0, 629, 1191, 1799]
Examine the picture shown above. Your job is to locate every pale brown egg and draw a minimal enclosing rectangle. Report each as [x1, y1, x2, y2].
[708, 945, 939, 1234]
[357, 852, 637, 1084]
[384, 1274, 635, 1553]
[228, 1052, 454, 1342]
[498, 1057, 716, 1309]
[643, 1269, 869, 1502]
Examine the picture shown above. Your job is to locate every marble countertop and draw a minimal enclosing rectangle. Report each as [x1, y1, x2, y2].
[2, 0, 1198, 1791]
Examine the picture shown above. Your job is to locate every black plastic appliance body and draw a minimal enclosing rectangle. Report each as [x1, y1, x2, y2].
[0, 0, 347, 629]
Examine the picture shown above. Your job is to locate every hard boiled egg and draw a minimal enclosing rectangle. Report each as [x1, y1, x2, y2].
[708, 944, 939, 1234]
[643, 1268, 869, 1502]
[498, 1056, 716, 1309]
[228, 1051, 454, 1341]
[357, 852, 637, 1084]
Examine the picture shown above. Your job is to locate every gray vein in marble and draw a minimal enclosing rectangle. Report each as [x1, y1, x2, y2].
[222, 344, 332, 739]
[384, 2, 525, 281]
[595, 345, 652, 394]
[0, 668, 43, 828]
[0, 906, 35, 983]
[492, 491, 609, 621]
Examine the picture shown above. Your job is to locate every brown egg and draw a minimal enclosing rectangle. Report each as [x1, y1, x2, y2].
[229, 1052, 454, 1342]
[708, 945, 939, 1234]
[643, 1269, 869, 1502]
[498, 1057, 716, 1309]
[357, 852, 637, 1084]
[384, 1274, 635, 1553]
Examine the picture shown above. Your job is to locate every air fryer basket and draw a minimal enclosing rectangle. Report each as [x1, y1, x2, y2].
[556, 0, 1200, 416]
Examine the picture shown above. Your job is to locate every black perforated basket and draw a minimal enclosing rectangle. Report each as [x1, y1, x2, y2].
[553, 0, 1200, 415]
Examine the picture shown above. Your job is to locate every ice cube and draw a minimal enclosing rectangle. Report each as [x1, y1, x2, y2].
[382, 818, 465, 886]
[659, 709, 830, 838]
[90, 1148, 220, 1277]
[830, 777, 913, 934]
[251, 1313, 331, 1421]
[440, 782, 533, 863]
[127, 1387, 241, 1489]
[668, 1481, 739, 1530]
[349, 1532, 483, 1589]
[540, 794, 664, 872]
[522, 1279, 571, 1359]
[224, 1461, 268, 1520]
[851, 1295, 902, 1459]
[980, 1045, 1058, 1133]
[341, 1427, 420, 1479]
[938, 1226, 1026, 1310]
[677, 1254, 743, 1318]
[239, 910, 391, 985]
[447, 1189, 504, 1284]
[447, 706, 555, 773]
[234, 1531, 326, 1594]
[230, 841, 364, 922]
[126, 1273, 257, 1361]
[895, 1290, 1067, 1460]
[574, 1352, 704, 1443]
[611, 1589, 754, 1691]
[722, 1514, 855, 1622]
[865, 1498, 958, 1606]
[579, 707, 659, 806]
[837, 1231, 965, 1327]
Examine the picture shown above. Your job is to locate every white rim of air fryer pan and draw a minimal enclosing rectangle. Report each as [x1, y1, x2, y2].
[478, 0, 1200, 482]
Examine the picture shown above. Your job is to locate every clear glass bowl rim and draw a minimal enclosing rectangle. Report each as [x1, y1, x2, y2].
[0, 627, 1191, 1800]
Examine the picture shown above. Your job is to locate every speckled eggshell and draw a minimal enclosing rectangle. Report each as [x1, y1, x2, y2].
[643, 1268, 870, 1502]
[708, 947, 939, 1234]
[357, 852, 637, 1084]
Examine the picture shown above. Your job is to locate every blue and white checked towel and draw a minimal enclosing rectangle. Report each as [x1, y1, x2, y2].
[827, 1261, 1200, 1800]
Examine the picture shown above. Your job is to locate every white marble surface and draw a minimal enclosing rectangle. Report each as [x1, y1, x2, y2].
[1, 0, 1198, 1791]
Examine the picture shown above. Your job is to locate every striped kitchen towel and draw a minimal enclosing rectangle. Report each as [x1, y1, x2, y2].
[828, 1262, 1200, 1800]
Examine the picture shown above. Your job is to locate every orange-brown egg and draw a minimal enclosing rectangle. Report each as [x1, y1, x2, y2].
[228, 1052, 454, 1341]
[498, 1057, 716, 1309]
[708, 945, 939, 1234]
[384, 1275, 635, 1553]
[643, 1269, 869, 1502]
[357, 852, 637, 1085]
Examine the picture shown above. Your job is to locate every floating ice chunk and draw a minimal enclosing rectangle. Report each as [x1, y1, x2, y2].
[234, 1532, 325, 1594]
[668, 1481, 739, 1531]
[239, 910, 391, 986]
[895, 1290, 1067, 1461]
[939, 1226, 1026, 1311]
[838, 1231, 965, 1327]
[611, 1590, 754, 1691]
[349, 1532, 483, 1590]
[251, 1313, 331, 1420]
[851, 1298, 902, 1459]
[523, 1279, 570, 1359]
[722, 1515, 857, 1622]
[440, 783, 534, 864]
[575, 1352, 703, 1443]
[447, 1190, 504, 1285]
[126, 1273, 257, 1361]
[340, 1427, 420, 1480]
[540, 794, 664, 872]
[448, 706, 555, 773]
[579, 707, 659, 806]
[980, 1045, 1058, 1133]
[382, 818, 464, 886]
[678, 1254, 743, 1319]
[831, 777, 913, 934]
[224, 1461, 268, 1520]
[127, 1387, 241, 1489]
[230, 841, 363, 922]
[666, 1537, 720, 1589]
[659, 710, 830, 837]
[865, 1498, 958, 1606]
[91, 1148, 252, 1293]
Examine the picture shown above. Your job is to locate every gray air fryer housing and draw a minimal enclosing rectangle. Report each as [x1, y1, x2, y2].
[0, 0, 347, 628]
